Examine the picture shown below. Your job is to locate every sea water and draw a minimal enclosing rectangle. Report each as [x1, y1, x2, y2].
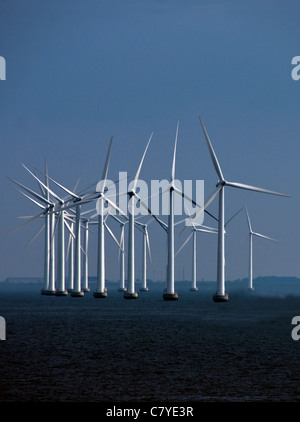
[0, 282, 300, 402]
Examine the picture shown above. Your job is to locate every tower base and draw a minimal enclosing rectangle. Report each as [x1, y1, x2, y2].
[139, 287, 149, 292]
[82, 287, 90, 292]
[41, 289, 56, 296]
[71, 291, 84, 297]
[123, 291, 139, 299]
[213, 293, 229, 302]
[247, 287, 255, 292]
[55, 290, 68, 296]
[190, 287, 198, 292]
[163, 291, 179, 301]
[93, 290, 108, 298]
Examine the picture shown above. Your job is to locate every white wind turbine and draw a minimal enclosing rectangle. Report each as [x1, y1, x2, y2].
[161, 122, 206, 300]
[198, 117, 289, 302]
[109, 214, 128, 292]
[20, 164, 81, 296]
[8, 165, 62, 295]
[176, 223, 218, 291]
[123, 133, 153, 299]
[9, 164, 105, 297]
[135, 219, 152, 292]
[140, 122, 208, 300]
[177, 206, 243, 291]
[41, 143, 125, 298]
[81, 217, 90, 293]
[245, 205, 278, 292]
[94, 137, 114, 298]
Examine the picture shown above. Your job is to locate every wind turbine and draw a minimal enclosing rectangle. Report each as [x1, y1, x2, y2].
[135, 219, 152, 292]
[20, 163, 77, 296]
[245, 206, 278, 291]
[81, 217, 90, 293]
[8, 165, 61, 296]
[123, 133, 153, 299]
[177, 206, 243, 291]
[109, 214, 128, 292]
[176, 224, 218, 291]
[94, 137, 114, 298]
[162, 122, 205, 300]
[140, 122, 207, 300]
[199, 117, 289, 302]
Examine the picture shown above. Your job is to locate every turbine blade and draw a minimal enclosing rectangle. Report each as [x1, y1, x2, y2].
[56, 199, 88, 214]
[97, 136, 113, 194]
[80, 208, 96, 217]
[199, 117, 224, 181]
[185, 185, 222, 228]
[104, 222, 121, 249]
[72, 177, 81, 193]
[80, 244, 87, 257]
[25, 223, 45, 250]
[44, 159, 50, 201]
[64, 219, 75, 239]
[102, 194, 128, 218]
[8, 177, 53, 206]
[244, 205, 252, 232]
[134, 192, 168, 232]
[66, 231, 72, 262]
[173, 186, 203, 210]
[7, 210, 46, 235]
[118, 225, 125, 261]
[18, 190, 45, 209]
[194, 227, 218, 234]
[134, 221, 145, 234]
[171, 121, 179, 183]
[252, 232, 278, 242]
[33, 168, 46, 198]
[225, 206, 244, 227]
[132, 132, 153, 192]
[146, 231, 152, 263]
[21, 164, 63, 203]
[175, 232, 193, 256]
[102, 136, 113, 182]
[204, 209, 219, 222]
[225, 181, 289, 197]
[44, 173, 81, 200]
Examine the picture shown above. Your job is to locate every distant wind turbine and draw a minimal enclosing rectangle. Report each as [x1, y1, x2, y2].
[135, 219, 152, 292]
[176, 224, 218, 291]
[109, 214, 128, 292]
[245, 205, 278, 291]
[198, 117, 289, 302]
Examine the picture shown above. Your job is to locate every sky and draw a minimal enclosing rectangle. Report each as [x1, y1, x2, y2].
[0, 0, 299, 285]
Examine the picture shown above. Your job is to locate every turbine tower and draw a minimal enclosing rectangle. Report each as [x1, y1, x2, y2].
[245, 206, 277, 291]
[94, 137, 113, 298]
[135, 220, 152, 292]
[81, 218, 90, 293]
[199, 117, 289, 302]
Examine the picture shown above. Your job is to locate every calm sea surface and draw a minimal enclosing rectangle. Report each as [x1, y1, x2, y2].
[0, 282, 300, 402]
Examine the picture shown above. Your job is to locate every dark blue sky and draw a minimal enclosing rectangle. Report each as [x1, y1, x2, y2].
[1, 0, 299, 283]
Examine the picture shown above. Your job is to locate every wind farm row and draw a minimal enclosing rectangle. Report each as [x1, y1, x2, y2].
[8, 118, 289, 302]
